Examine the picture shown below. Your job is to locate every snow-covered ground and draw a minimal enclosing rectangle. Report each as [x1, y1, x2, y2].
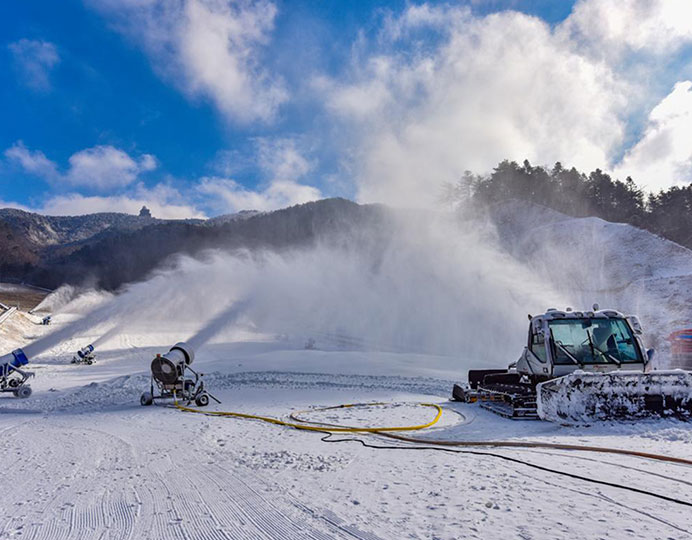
[1, 309, 691, 540]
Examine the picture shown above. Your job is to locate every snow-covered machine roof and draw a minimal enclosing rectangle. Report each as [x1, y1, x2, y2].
[531, 307, 626, 323]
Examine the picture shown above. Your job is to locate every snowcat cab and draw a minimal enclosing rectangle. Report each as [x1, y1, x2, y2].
[453, 306, 692, 422]
[518, 307, 651, 379]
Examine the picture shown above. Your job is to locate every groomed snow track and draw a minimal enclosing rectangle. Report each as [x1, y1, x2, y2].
[0, 420, 382, 540]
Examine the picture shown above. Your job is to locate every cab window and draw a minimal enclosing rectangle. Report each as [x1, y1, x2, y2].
[529, 331, 547, 363]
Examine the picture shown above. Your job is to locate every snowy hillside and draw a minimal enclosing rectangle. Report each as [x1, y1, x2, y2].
[487, 200, 692, 361]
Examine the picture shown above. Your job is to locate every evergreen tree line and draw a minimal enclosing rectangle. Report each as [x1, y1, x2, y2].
[443, 160, 692, 249]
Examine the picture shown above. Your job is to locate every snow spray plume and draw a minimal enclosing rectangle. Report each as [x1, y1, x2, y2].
[20, 206, 567, 365]
[186, 299, 250, 351]
[31, 285, 81, 314]
[19, 252, 251, 358]
[81, 208, 565, 363]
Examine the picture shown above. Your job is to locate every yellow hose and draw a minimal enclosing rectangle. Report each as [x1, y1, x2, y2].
[174, 398, 692, 466]
[174, 401, 443, 433]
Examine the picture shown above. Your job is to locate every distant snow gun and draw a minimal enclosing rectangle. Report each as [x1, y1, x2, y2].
[72, 344, 96, 365]
[41, 315, 52, 326]
[140, 342, 218, 407]
[0, 349, 34, 398]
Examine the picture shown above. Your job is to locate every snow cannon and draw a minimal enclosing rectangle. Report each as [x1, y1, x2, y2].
[140, 342, 217, 407]
[41, 315, 52, 326]
[72, 344, 96, 365]
[0, 349, 34, 398]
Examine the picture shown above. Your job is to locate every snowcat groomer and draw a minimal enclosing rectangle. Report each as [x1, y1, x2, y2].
[453, 306, 692, 422]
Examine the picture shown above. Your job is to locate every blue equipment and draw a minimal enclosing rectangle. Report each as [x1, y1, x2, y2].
[72, 344, 96, 365]
[0, 349, 34, 398]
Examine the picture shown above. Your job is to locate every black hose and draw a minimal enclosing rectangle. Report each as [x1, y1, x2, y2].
[318, 433, 692, 509]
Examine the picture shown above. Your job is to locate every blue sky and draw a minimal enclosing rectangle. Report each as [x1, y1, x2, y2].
[1, 1, 691, 217]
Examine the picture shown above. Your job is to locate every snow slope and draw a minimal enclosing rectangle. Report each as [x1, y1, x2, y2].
[489, 200, 692, 364]
[1, 312, 691, 540]
[2, 203, 692, 539]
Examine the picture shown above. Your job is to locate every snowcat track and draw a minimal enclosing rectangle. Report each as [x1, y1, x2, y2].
[478, 386, 539, 420]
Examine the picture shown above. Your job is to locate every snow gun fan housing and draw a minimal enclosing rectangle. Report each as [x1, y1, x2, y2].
[453, 306, 692, 422]
[0, 348, 34, 398]
[140, 342, 215, 407]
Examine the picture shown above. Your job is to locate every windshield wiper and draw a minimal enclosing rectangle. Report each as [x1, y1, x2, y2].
[586, 330, 621, 366]
[550, 329, 583, 367]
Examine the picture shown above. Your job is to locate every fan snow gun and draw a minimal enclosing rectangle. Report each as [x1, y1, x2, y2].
[0, 349, 34, 398]
[41, 315, 52, 326]
[72, 344, 96, 365]
[140, 342, 219, 408]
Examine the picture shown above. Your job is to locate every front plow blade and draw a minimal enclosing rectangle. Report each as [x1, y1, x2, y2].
[537, 370, 692, 423]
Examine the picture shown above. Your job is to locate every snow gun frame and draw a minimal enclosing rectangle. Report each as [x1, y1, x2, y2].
[140, 342, 218, 407]
[0, 349, 34, 398]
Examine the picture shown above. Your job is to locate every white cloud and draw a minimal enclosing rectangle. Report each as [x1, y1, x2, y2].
[197, 176, 321, 213]
[39, 194, 200, 219]
[0, 183, 204, 219]
[197, 136, 320, 213]
[4, 142, 59, 180]
[561, 0, 692, 60]
[3, 138, 320, 216]
[38, 183, 205, 219]
[614, 81, 692, 191]
[314, 1, 692, 205]
[0, 199, 31, 212]
[4, 142, 157, 191]
[66, 146, 157, 189]
[322, 7, 627, 206]
[8, 39, 60, 92]
[87, 0, 287, 123]
[256, 137, 313, 180]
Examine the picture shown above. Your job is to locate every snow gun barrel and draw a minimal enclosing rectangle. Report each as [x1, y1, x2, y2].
[77, 344, 95, 359]
[0, 348, 29, 373]
[150, 342, 195, 385]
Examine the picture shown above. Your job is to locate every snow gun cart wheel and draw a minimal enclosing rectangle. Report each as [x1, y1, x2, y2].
[140, 392, 153, 406]
[195, 393, 210, 407]
[14, 385, 32, 399]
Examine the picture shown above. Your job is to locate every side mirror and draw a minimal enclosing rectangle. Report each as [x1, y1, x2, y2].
[646, 348, 655, 364]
